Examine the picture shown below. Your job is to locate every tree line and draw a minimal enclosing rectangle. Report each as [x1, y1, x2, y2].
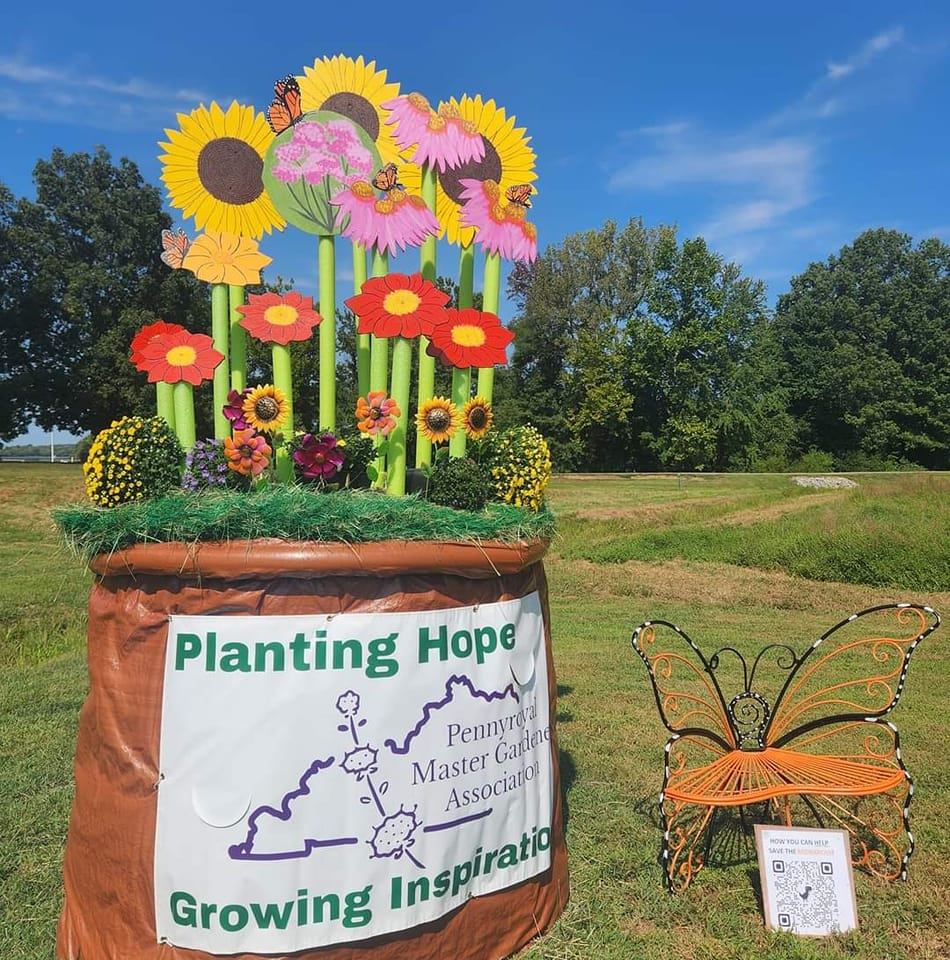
[1, 148, 947, 471]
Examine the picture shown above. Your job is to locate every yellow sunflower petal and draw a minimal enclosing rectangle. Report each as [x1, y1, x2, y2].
[297, 54, 402, 166]
[159, 101, 285, 240]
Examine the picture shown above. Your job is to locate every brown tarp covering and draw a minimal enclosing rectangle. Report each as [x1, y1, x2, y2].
[58, 539, 568, 960]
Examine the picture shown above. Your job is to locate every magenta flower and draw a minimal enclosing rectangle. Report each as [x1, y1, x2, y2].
[293, 432, 345, 482]
[222, 388, 252, 430]
[294, 121, 327, 147]
[459, 178, 538, 263]
[382, 93, 484, 173]
[334, 181, 439, 257]
[324, 119, 361, 155]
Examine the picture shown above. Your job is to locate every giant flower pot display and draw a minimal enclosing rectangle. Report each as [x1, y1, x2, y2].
[55, 51, 564, 960]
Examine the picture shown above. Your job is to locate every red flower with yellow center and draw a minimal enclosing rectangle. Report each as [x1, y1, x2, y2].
[427, 308, 514, 369]
[236, 291, 322, 345]
[345, 272, 449, 338]
[138, 330, 224, 385]
[129, 320, 186, 371]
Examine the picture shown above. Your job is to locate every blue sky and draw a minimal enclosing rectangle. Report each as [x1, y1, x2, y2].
[3, 0, 948, 443]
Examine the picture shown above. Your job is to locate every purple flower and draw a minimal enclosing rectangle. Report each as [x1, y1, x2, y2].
[336, 691, 360, 718]
[293, 432, 344, 481]
[223, 389, 251, 430]
[182, 439, 230, 491]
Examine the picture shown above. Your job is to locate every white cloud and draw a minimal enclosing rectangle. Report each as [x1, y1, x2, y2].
[826, 27, 904, 80]
[0, 53, 212, 130]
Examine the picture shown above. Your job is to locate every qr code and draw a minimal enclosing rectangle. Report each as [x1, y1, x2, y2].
[771, 859, 839, 932]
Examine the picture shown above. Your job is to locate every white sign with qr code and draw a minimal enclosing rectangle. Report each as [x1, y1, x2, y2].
[754, 826, 858, 936]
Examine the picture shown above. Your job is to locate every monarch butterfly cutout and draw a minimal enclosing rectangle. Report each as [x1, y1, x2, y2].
[505, 183, 533, 208]
[372, 163, 404, 193]
[630, 602, 941, 892]
[160, 229, 190, 269]
[267, 75, 303, 135]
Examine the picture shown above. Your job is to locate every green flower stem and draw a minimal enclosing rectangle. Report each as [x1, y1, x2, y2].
[173, 381, 196, 451]
[318, 235, 336, 430]
[228, 285, 246, 393]
[156, 382, 176, 431]
[353, 242, 370, 398]
[369, 248, 389, 484]
[415, 163, 438, 469]
[386, 336, 413, 496]
[450, 242, 476, 457]
[477, 252, 502, 403]
[272, 343, 295, 483]
[211, 283, 230, 439]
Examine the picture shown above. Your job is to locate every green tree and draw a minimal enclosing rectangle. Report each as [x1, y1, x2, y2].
[774, 229, 950, 469]
[508, 219, 793, 470]
[0, 148, 208, 440]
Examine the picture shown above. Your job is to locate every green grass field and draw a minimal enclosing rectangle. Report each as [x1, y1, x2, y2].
[2, 465, 949, 959]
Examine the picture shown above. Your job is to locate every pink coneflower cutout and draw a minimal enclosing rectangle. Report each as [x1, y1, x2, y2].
[382, 93, 485, 173]
[334, 180, 439, 257]
[458, 179, 538, 263]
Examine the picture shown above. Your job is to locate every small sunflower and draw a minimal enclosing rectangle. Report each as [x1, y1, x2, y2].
[462, 396, 494, 439]
[401, 95, 536, 245]
[242, 385, 290, 433]
[159, 101, 285, 239]
[297, 55, 401, 165]
[416, 397, 461, 445]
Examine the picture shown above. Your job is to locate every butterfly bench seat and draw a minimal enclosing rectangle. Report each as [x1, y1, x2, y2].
[665, 746, 908, 807]
[631, 603, 941, 893]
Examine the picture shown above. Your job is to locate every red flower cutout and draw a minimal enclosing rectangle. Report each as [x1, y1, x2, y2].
[139, 330, 224, 385]
[427, 309, 514, 368]
[236, 291, 322, 345]
[345, 272, 449, 339]
[130, 320, 186, 371]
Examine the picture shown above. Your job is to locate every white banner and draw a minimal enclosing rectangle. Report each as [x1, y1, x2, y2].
[154, 593, 553, 952]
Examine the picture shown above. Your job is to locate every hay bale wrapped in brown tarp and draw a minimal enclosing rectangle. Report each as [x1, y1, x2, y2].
[57, 538, 568, 960]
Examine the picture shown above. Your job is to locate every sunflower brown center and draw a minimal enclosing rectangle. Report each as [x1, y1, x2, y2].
[439, 136, 502, 203]
[426, 408, 451, 431]
[321, 93, 379, 141]
[197, 137, 264, 205]
[468, 406, 488, 429]
[254, 397, 280, 421]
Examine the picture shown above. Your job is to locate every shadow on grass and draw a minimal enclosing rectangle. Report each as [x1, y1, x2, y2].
[558, 749, 577, 836]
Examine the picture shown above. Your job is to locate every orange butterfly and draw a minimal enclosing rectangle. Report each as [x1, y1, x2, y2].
[267, 75, 303, 135]
[372, 163, 404, 193]
[160, 229, 190, 269]
[505, 183, 533, 208]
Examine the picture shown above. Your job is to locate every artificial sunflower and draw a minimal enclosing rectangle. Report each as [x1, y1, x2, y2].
[416, 397, 461, 444]
[297, 55, 402, 166]
[182, 233, 272, 285]
[159, 101, 285, 239]
[427, 308, 514, 369]
[345, 273, 449, 338]
[462, 396, 494, 439]
[237, 291, 322, 344]
[242, 385, 290, 433]
[401, 95, 536, 245]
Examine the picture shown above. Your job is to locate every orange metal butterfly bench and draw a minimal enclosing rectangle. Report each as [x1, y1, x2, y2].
[630, 603, 941, 892]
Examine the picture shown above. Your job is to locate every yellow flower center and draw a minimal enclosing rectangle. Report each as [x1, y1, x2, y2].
[375, 198, 395, 214]
[450, 324, 487, 347]
[213, 251, 235, 265]
[383, 289, 422, 315]
[408, 92, 431, 112]
[351, 180, 375, 199]
[264, 304, 299, 326]
[166, 345, 197, 365]
[427, 113, 447, 132]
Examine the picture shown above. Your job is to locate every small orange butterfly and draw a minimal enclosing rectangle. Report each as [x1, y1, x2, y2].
[372, 163, 404, 193]
[267, 75, 303, 135]
[505, 183, 533, 208]
[160, 229, 190, 269]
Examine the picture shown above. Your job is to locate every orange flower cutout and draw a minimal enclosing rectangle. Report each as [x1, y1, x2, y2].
[345, 272, 449, 338]
[237, 291, 323, 344]
[224, 428, 272, 477]
[138, 329, 224, 385]
[355, 391, 400, 436]
[427, 308, 514, 368]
